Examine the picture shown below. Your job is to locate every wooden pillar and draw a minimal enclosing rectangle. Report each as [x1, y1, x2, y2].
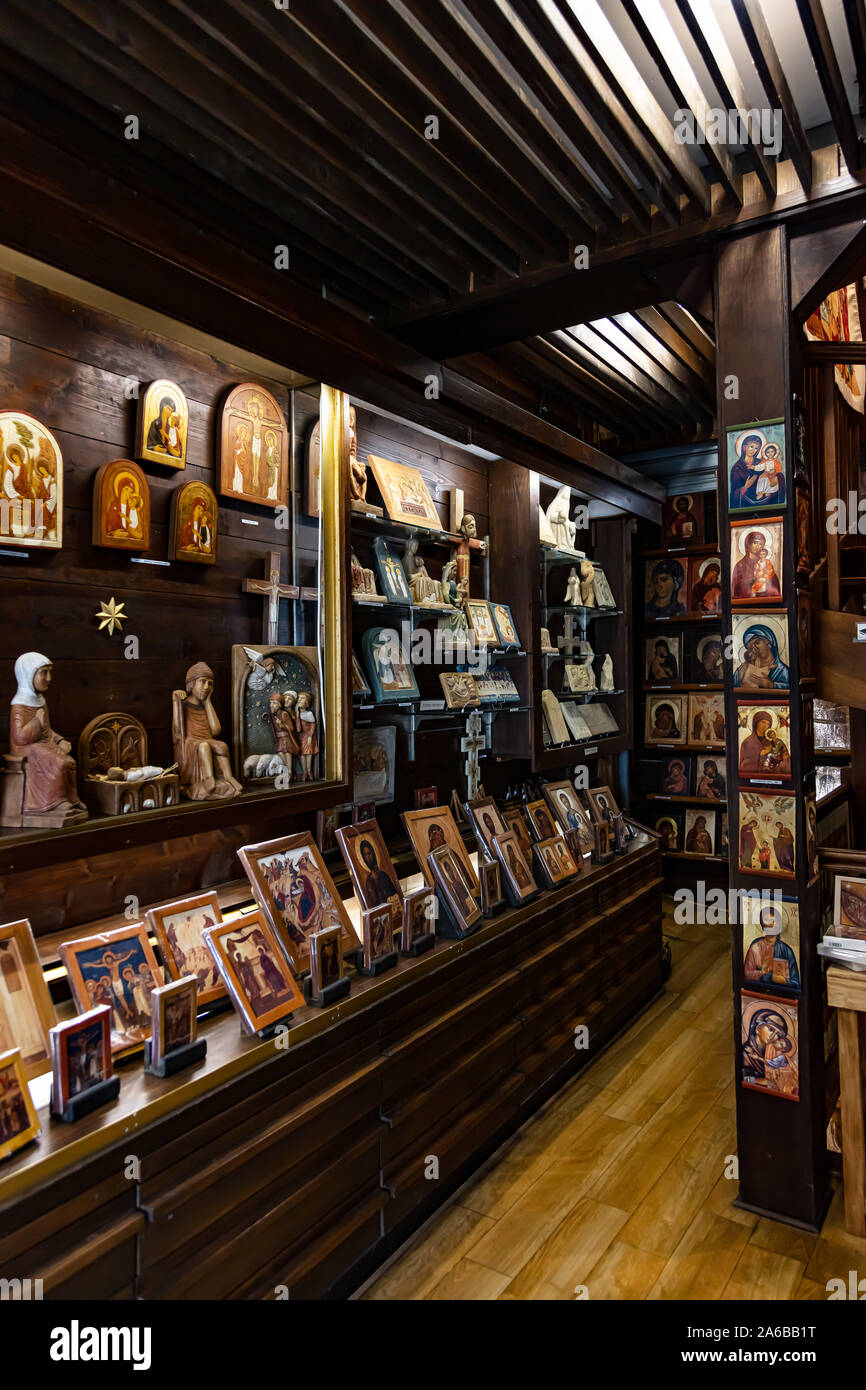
[716, 227, 829, 1229]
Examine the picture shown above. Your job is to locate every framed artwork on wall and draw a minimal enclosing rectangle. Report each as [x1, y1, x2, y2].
[170, 481, 218, 565]
[732, 614, 790, 689]
[662, 493, 704, 544]
[645, 694, 687, 746]
[741, 898, 801, 993]
[729, 519, 784, 605]
[135, 379, 189, 468]
[92, 459, 150, 551]
[362, 627, 420, 704]
[218, 382, 289, 509]
[645, 557, 687, 619]
[737, 791, 797, 879]
[0, 411, 63, 550]
[740, 990, 799, 1100]
[689, 556, 722, 614]
[687, 692, 726, 747]
[367, 455, 441, 531]
[658, 755, 691, 796]
[726, 419, 787, 514]
[736, 699, 792, 779]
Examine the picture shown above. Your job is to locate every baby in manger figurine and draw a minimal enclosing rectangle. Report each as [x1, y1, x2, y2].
[6, 651, 88, 826]
[172, 661, 242, 801]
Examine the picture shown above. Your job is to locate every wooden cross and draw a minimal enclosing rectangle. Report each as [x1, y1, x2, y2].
[243, 550, 317, 644]
[460, 710, 487, 801]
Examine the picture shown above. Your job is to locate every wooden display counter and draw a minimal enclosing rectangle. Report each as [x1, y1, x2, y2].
[0, 838, 662, 1300]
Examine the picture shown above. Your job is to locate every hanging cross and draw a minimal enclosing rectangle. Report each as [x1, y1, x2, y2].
[460, 709, 487, 801]
[243, 550, 317, 643]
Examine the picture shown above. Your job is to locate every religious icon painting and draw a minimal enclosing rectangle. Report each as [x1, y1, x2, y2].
[218, 382, 289, 509]
[690, 632, 724, 685]
[534, 836, 579, 887]
[336, 819, 403, 913]
[490, 602, 521, 649]
[662, 492, 704, 545]
[805, 792, 819, 882]
[689, 556, 722, 615]
[654, 813, 682, 854]
[362, 627, 420, 704]
[231, 644, 321, 785]
[543, 781, 594, 853]
[694, 755, 726, 801]
[371, 536, 413, 605]
[362, 902, 396, 968]
[353, 725, 396, 805]
[60, 923, 163, 1057]
[0, 411, 63, 550]
[491, 831, 537, 902]
[304, 418, 321, 519]
[645, 633, 681, 684]
[0, 1047, 40, 1161]
[202, 909, 305, 1032]
[366, 455, 442, 531]
[465, 598, 498, 645]
[645, 556, 687, 620]
[683, 807, 716, 855]
[402, 805, 478, 890]
[92, 459, 151, 551]
[352, 801, 376, 824]
[798, 591, 813, 678]
[645, 694, 687, 746]
[732, 613, 790, 689]
[687, 692, 726, 748]
[833, 874, 866, 937]
[49, 1006, 112, 1115]
[503, 806, 535, 864]
[585, 786, 621, 826]
[414, 786, 438, 810]
[170, 480, 218, 565]
[428, 846, 482, 935]
[741, 898, 801, 993]
[737, 790, 797, 879]
[402, 886, 438, 948]
[730, 518, 784, 606]
[146, 891, 226, 1009]
[440, 672, 480, 709]
[310, 925, 343, 995]
[479, 859, 504, 914]
[658, 754, 692, 797]
[524, 798, 558, 842]
[727, 419, 787, 514]
[149, 975, 197, 1070]
[135, 379, 189, 468]
[352, 651, 371, 699]
[740, 989, 799, 1101]
[238, 832, 359, 974]
[0, 918, 56, 1081]
[465, 796, 509, 861]
[737, 699, 792, 780]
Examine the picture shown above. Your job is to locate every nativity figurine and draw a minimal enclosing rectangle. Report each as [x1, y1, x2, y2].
[295, 691, 319, 782]
[545, 485, 579, 553]
[600, 655, 615, 691]
[351, 548, 385, 602]
[172, 661, 242, 801]
[565, 567, 582, 605]
[404, 536, 445, 607]
[3, 652, 88, 827]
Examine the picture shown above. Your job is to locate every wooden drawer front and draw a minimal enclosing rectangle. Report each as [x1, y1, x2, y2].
[382, 1070, 525, 1232]
[139, 1065, 384, 1264]
[381, 1019, 521, 1165]
[0, 1206, 143, 1300]
[140, 1125, 382, 1299]
[251, 1188, 389, 1301]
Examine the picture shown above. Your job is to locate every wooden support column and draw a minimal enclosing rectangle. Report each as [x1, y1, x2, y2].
[715, 227, 830, 1229]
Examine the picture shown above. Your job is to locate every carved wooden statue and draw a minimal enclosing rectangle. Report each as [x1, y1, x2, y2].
[172, 661, 242, 801]
[3, 652, 88, 827]
[579, 560, 597, 607]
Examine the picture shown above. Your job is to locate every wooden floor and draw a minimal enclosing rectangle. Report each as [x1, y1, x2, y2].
[362, 911, 862, 1300]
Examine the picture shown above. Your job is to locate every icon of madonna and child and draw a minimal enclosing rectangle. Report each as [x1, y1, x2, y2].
[727, 423, 786, 512]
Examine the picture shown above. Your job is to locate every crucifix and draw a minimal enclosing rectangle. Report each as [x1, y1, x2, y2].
[243, 550, 317, 644]
[460, 709, 487, 801]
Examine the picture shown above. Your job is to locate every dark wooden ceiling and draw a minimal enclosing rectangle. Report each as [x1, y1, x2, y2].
[1, 0, 864, 448]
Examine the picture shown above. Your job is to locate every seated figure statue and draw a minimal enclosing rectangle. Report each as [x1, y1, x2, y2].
[172, 661, 242, 801]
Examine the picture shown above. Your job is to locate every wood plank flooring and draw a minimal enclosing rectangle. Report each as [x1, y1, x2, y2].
[361, 911, 864, 1300]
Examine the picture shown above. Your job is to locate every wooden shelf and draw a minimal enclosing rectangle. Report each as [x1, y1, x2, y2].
[642, 683, 723, 692]
[645, 743, 726, 754]
[644, 543, 718, 558]
[644, 612, 722, 626]
[663, 850, 726, 862]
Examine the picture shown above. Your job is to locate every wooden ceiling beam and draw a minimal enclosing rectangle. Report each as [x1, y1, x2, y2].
[516, 0, 684, 225]
[554, 0, 711, 212]
[456, 0, 653, 231]
[392, 0, 618, 235]
[796, 0, 862, 174]
[167, 0, 523, 279]
[0, 11, 432, 312]
[732, 0, 814, 192]
[621, 0, 742, 205]
[332, 0, 574, 254]
[553, 327, 690, 426]
[244, 0, 553, 269]
[581, 316, 711, 420]
[657, 302, 716, 366]
[790, 217, 866, 322]
[618, 308, 715, 398]
[502, 338, 655, 434]
[674, 0, 776, 200]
